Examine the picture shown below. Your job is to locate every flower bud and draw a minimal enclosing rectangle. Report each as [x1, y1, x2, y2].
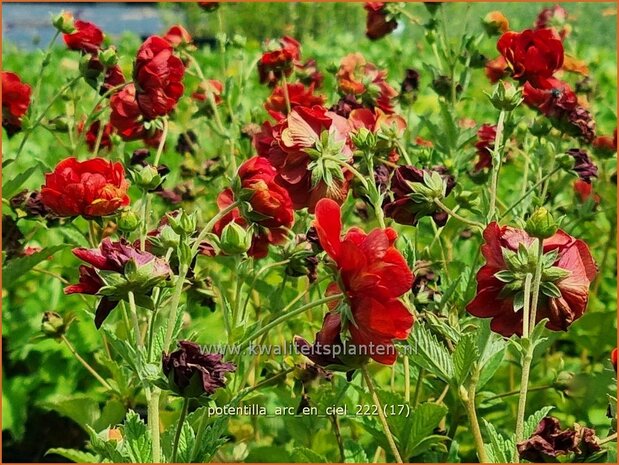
[530, 117, 551, 137]
[99, 47, 119, 67]
[117, 209, 140, 233]
[482, 11, 509, 36]
[52, 11, 76, 34]
[132, 165, 163, 191]
[41, 311, 65, 338]
[488, 81, 522, 111]
[219, 222, 251, 255]
[167, 210, 197, 236]
[525, 208, 558, 239]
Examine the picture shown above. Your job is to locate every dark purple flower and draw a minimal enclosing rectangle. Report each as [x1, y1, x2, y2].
[162, 341, 236, 397]
[567, 148, 597, 183]
[329, 94, 364, 118]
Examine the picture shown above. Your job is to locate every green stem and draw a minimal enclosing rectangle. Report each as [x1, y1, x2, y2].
[434, 199, 484, 231]
[461, 367, 490, 463]
[412, 368, 424, 407]
[528, 239, 545, 330]
[31, 30, 60, 104]
[522, 273, 533, 339]
[61, 335, 112, 390]
[500, 167, 562, 220]
[514, 349, 533, 448]
[172, 397, 190, 462]
[281, 73, 292, 114]
[148, 389, 161, 463]
[404, 356, 411, 403]
[488, 110, 507, 222]
[127, 291, 142, 350]
[484, 384, 553, 402]
[361, 366, 403, 463]
[152, 118, 169, 167]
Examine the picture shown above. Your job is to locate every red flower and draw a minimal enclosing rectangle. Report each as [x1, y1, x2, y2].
[63, 20, 104, 54]
[466, 222, 597, 337]
[213, 157, 294, 258]
[265, 82, 325, 115]
[254, 105, 353, 212]
[295, 59, 324, 89]
[110, 84, 162, 146]
[257, 36, 301, 86]
[163, 25, 192, 48]
[592, 131, 617, 156]
[497, 28, 564, 82]
[523, 77, 577, 117]
[191, 79, 223, 105]
[611, 348, 617, 373]
[474, 124, 497, 172]
[535, 5, 570, 39]
[134, 36, 185, 120]
[485, 56, 509, 84]
[365, 3, 398, 41]
[312, 199, 414, 365]
[573, 180, 600, 205]
[2, 71, 31, 137]
[77, 120, 115, 152]
[336, 53, 398, 113]
[348, 107, 406, 161]
[41, 157, 130, 217]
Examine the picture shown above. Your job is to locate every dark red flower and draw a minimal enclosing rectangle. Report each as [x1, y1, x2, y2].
[257, 36, 301, 86]
[41, 157, 130, 217]
[497, 28, 564, 82]
[264, 83, 325, 115]
[592, 131, 617, 156]
[535, 5, 570, 39]
[191, 79, 223, 105]
[611, 348, 617, 373]
[294, 59, 324, 89]
[312, 199, 414, 365]
[474, 124, 497, 173]
[574, 179, 600, 205]
[365, 2, 398, 41]
[213, 156, 295, 258]
[466, 222, 597, 337]
[523, 77, 577, 117]
[485, 56, 509, 84]
[198, 1, 219, 12]
[336, 53, 398, 113]
[163, 24, 192, 48]
[110, 84, 163, 146]
[2, 71, 31, 137]
[163, 341, 235, 397]
[134, 36, 185, 120]
[383, 165, 456, 227]
[567, 148, 597, 183]
[63, 20, 104, 54]
[329, 94, 364, 118]
[77, 120, 115, 152]
[254, 105, 353, 212]
[517, 417, 600, 462]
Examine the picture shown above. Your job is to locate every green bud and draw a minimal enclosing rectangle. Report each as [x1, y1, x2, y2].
[525, 208, 558, 239]
[219, 222, 251, 255]
[133, 165, 162, 191]
[350, 128, 375, 152]
[168, 210, 197, 236]
[52, 11, 76, 34]
[117, 209, 140, 233]
[48, 116, 69, 133]
[99, 47, 119, 67]
[488, 81, 523, 111]
[556, 152, 575, 171]
[41, 311, 65, 338]
[530, 117, 551, 137]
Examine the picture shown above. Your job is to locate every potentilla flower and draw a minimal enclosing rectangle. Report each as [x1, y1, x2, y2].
[592, 130, 617, 156]
[523, 77, 577, 116]
[612, 348, 617, 373]
[383, 165, 456, 227]
[77, 120, 115, 152]
[400, 68, 420, 105]
[573, 179, 600, 205]
[484, 56, 509, 84]
[295, 59, 324, 89]
[191, 79, 223, 105]
[348, 107, 406, 162]
[336, 53, 398, 113]
[364, 3, 398, 41]
[517, 417, 600, 462]
[264, 82, 325, 115]
[41, 157, 130, 217]
[466, 222, 597, 337]
[163, 24, 193, 48]
[254, 105, 353, 211]
[2, 71, 31, 137]
[110, 84, 162, 146]
[566, 148, 597, 183]
[65, 238, 172, 328]
[134, 36, 185, 120]
[483, 11, 509, 36]
[257, 36, 301, 87]
[63, 19, 104, 54]
[474, 124, 497, 173]
[311, 199, 414, 365]
[213, 156, 295, 258]
[566, 106, 596, 143]
[535, 5, 570, 39]
[497, 28, 564, 82]
[329, 94, 365, 118]
[162, 341, 235, 397]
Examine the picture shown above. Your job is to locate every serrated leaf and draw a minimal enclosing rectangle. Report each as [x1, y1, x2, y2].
[408, 324, 454, 383]
[483, 419, 516, 463]
[522, 406, 553, 438]
[2, 164, 38, 198]
[291, 447, 328, 462]
[453, 333, 478, 384]
[162, 417, 195, 463]
[122, 410, 152, 463]
[344, 439, 368, 463]
[46, 447, 98, 463]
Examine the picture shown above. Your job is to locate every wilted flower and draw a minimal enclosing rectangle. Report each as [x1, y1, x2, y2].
[484, 56, 509, 84]
[364, 3, 398, 41]
[474, 124, 497, 173]
[264, 83, 325, 115]
[383, 165, 456, 227]
[466, 222, 597, 337]
[566, 148, 597, 183]
[311, 199, 414, 365]
[295, 59, 323, 88]
[41, 157, 130, 218]
[213, 156, 295, 258]
[10, 190, 55, 220]
[412, 260, 441, 303]
[65, 238, 172, 328]
[329, 94, 364, 118]
[63, 19, 104, 54]
[257, 36, 301, 86]
[2, 71, 31, 137]
[191, 79, 223, 105]
[162, 341, 235, 397]
[517, 417, 600, 462]
[400, 68, 420, 105]
[535, 5, 570, 39]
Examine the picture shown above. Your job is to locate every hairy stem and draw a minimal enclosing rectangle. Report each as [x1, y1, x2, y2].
[61, 335, 112, 390]
[488, 110, 506, 222]
[172, 397, 190, 462]
[460, 366, 490, 463]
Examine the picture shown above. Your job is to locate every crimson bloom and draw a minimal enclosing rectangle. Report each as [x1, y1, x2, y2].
[77, 120, 115, 152]
[63, 20, 104, 54]
[497, 28, 564, 82]
[574, 180, 600, 205]
[311, 199, 414, 365]
[264, 83, 325, 115]
[485, 56, 509, 84]
[365, 3, 398, 41]
[254, 105, 353, 211]
[163, 24, 193, 48]
[134, 36, 185, 120]
[110, 84, 162, 146]
[213, 157, 295, 258]
[474, 124, 497, 173]
[257, 36, 301, 86]
[2, 71, 31, 137]
[535, 5, 570, 39]
[41, 157, 130, 217]
[191, 79, 223, 105]
[612, 348, 617, 373]
[466, 222, 597, 337]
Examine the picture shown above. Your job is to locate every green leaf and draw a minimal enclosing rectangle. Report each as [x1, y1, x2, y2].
[522, 406, 553, 439]
[162, 417, 195, 463]
[408, 324, 454, 383]
[291, 447, 328, 462]
[344, 440, 368, 463]
[403, 403, 449, 458]
[482, 419, 516, 463]
[57, 226, 90, 247]
[2, 245, 67, 288]
[453, 333, 478, 384]
[87, 426, 129, 463]
[46, 448, 99, 463]
[2, 164, 38, 199]
[122, 410, 152, 463]
[39, 394, 99, 430]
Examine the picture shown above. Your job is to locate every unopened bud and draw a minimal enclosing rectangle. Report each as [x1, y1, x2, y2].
[488, 81, 522, 111]
[100, 48, 119, 67]
[41, 311, 65, 338]
[117, 209, 139, 232]
[133, 165, 163, 191]
[219, 222, 251, 255]
[525, 208, 558, 239]
[52, 11, 76, 34]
